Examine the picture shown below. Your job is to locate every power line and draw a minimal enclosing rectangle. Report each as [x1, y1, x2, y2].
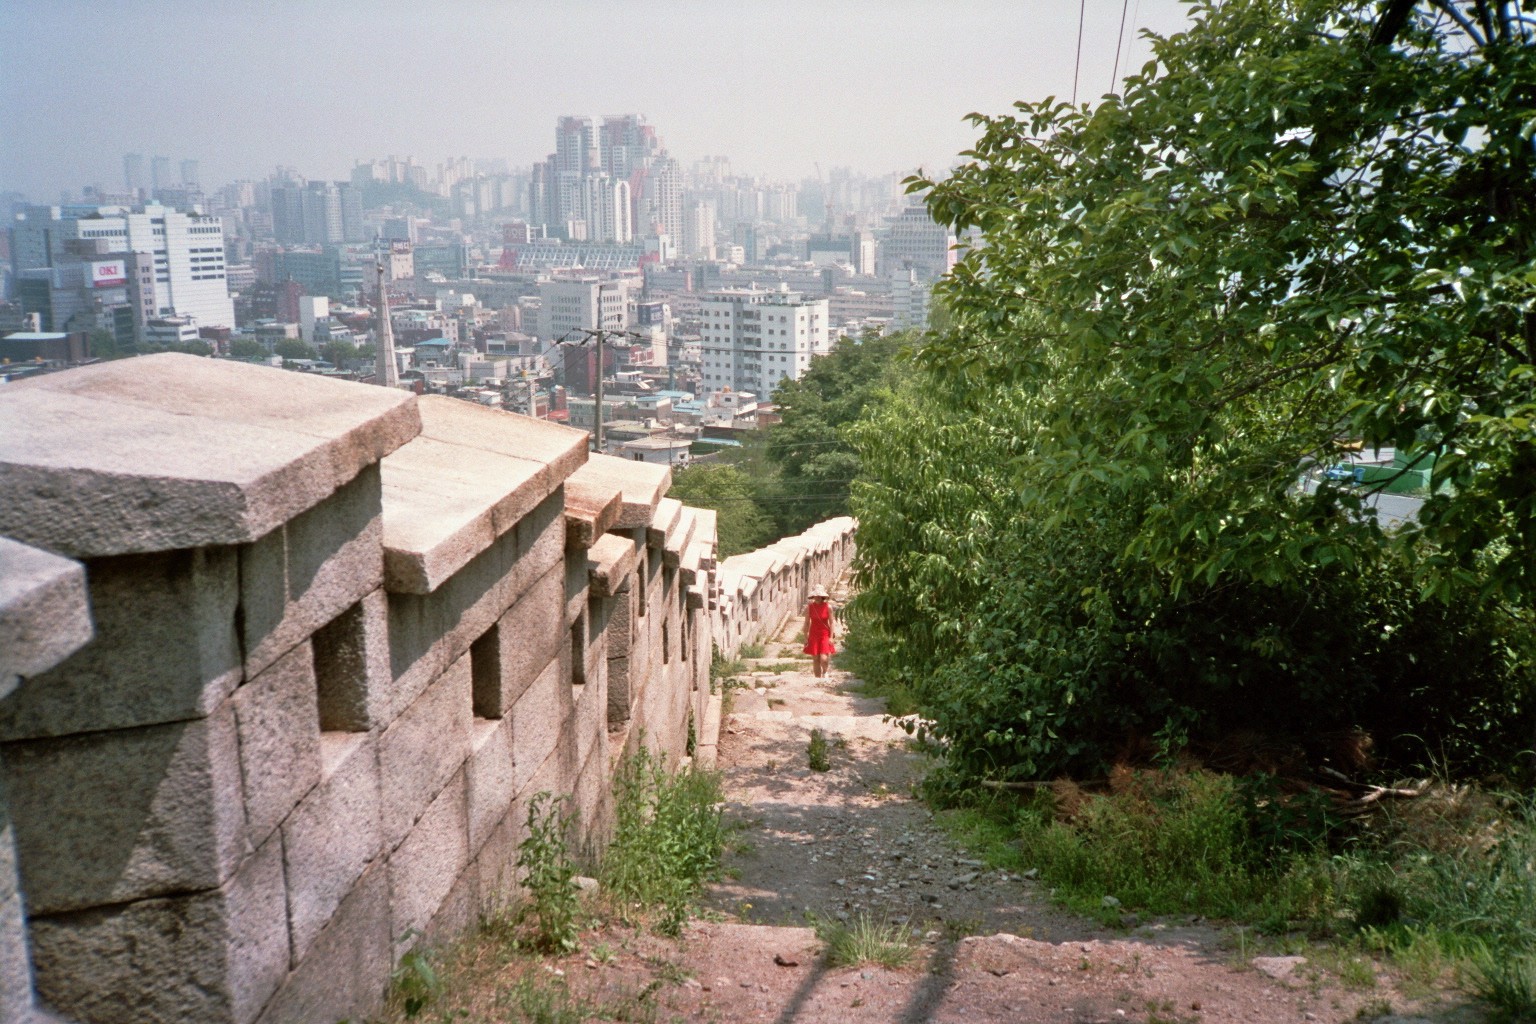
[1111, 0, 1132, 94]
[1073, 0, 1088, 105]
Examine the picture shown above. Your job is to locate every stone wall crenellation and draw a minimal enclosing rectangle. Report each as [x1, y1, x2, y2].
[0, 354, 856, 1024]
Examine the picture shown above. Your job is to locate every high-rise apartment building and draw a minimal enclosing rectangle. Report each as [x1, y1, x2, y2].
[270, 182, 365, 245]
[698, 287, 832, 398]
[150, 156, 172, 192]
[681, 199, 716, 260]
[180, 160, 200, 187]
[536, 115, 666, 240]
[123, 153, 144, 194]
[9, 204, 234, 332]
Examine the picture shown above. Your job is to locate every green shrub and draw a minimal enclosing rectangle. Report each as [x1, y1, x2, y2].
[1015, 770, 1334, 924]
[738, 641, 766, 659]
[600, 746, 727, 935]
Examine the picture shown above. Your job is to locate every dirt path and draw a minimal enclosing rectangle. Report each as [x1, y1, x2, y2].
[562, 576, 1485, 1023]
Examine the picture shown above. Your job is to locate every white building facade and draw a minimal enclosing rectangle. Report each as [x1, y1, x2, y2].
[699, 287, 832, 399]
[10, 204, 235, 330]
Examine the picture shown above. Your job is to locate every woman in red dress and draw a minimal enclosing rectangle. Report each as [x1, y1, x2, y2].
[803, 584, 836, 678]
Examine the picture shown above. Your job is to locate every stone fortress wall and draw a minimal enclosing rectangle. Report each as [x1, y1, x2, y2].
[0, 354, 857, 1024]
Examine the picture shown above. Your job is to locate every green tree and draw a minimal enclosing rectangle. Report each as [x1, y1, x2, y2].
[916, 0, 1536, 602]
[850, 0, 1536, 783]
[321, 339, 359, 368]
[229, 338, 267, 361]
[274, 339, 318, 362]
[759, 329, 915, 535]
[667, 464, 774, 557]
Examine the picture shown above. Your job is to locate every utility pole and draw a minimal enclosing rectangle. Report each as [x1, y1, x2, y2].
[558, 314, 642, 454]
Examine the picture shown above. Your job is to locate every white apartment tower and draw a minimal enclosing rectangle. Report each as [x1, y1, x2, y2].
[699, 287, 832, 399]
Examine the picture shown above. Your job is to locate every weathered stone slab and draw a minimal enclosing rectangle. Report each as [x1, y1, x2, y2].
[473, 803, 529, 908]
[564, 485, 621, 551]
[385, 491, 564, 721]
[587, 532, 641, 598]
[0, 546, 240, 741]
[422, 855, 480, 946]
[29, 833, 289, 1024]
[378, 653, 471, 850]
[509, 656, 571, 796]
[415, 395, 587, 484]
[379, 396, 586, 594]
[0, 353, 420, 558]
[571, 740, 614, 859]
[239, 465, 384, 678]
[571, 669, 609, 797]
[281, 733, 382, 964]
[2, 705, 247, 914]
[693, 508, 719, 570]
[646, 497, 684, 550]
[231, 642, 321, 848]
[254, 860, 390, 1024]
[465, 715, 515, 854]
[566, 454, 669, 529]
[0, 538, 92, 702]
[388, 769, 469, 946]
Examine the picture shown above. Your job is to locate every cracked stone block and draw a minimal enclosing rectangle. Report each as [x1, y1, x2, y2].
[378, 655, 471, 850]
[254, 860, 390, 1024]
[388, 770, 469, 946]
[1, 705, 247, 915]
[312, 588, 391, 732]
[509, 656, 571, 797]
[0, 546, 240, 741]
[281, 732, 382, 965]
[384, 492, 564, 724]
[231, 641, 321, 847]
[29, 834, 288, 1024]
[473, 561, 566, 720]
[465, 715, 515, 855]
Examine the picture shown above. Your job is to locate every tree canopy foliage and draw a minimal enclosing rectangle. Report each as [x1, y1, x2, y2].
[850, 0, 1536, 785]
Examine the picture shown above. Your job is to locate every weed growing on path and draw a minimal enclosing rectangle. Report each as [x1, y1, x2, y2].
[815, 913, 916, 969]
[600, 745, 727, 935]
[515, 792, 580, 953]
[739, 641, 766, 659]
[386, 944, 441, 1018]
[807, 728, 831, 772]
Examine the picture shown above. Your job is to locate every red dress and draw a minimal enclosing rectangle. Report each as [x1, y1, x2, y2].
[804, 600, 836, 656]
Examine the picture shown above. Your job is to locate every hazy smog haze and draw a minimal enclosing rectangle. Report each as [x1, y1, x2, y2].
[1, 0, 1194, 195]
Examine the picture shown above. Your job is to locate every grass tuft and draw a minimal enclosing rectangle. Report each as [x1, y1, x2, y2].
[1469, 948, 1536, 1023]
[807, 728, 832, 772]
[816, 913, 916, 969]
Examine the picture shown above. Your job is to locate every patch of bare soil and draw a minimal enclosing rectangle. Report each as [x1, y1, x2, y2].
[550, 578, 1488, 1023]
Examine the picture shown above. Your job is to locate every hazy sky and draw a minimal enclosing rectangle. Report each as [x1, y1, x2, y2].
[1, 1, 1196, 198]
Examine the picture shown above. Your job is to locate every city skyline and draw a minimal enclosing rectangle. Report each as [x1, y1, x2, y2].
[1, 0, 1195, 198]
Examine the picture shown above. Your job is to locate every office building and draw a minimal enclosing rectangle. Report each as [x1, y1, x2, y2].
[9, 204, 234, 332]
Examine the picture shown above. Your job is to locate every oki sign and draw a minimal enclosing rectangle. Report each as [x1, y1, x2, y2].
[91, 260, 128, 288]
